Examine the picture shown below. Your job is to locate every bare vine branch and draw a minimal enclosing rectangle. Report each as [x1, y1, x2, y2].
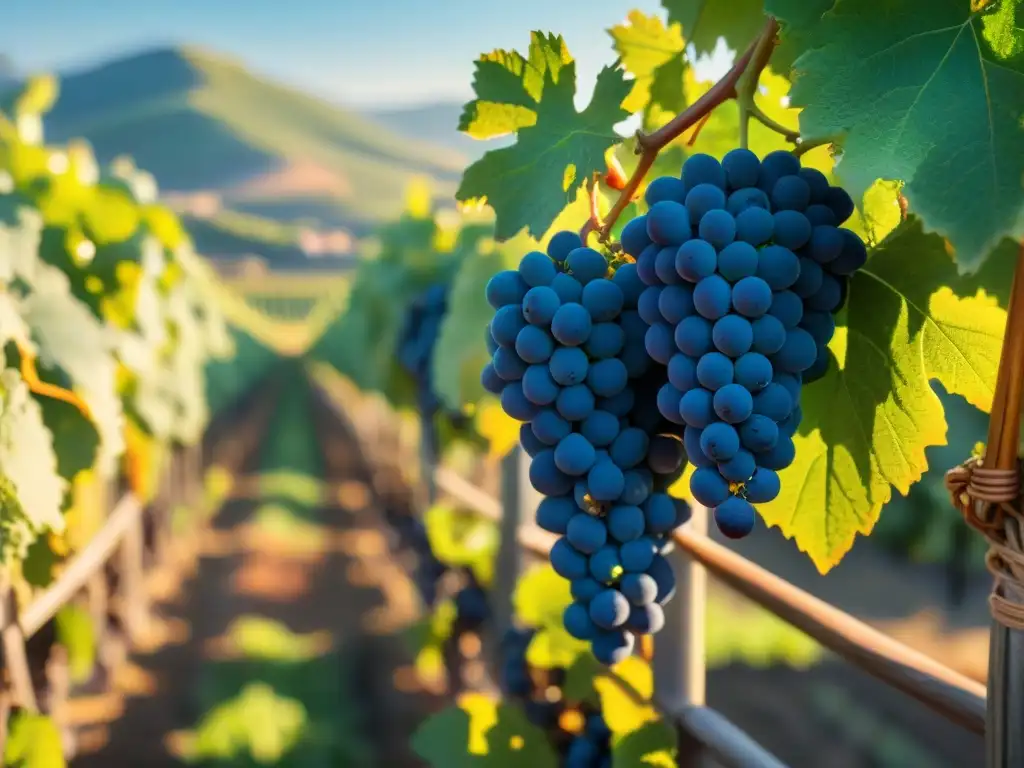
[596, 17, 782, 242]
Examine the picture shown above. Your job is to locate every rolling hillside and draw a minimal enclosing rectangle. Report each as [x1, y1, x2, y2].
[42, 47, 467, 240]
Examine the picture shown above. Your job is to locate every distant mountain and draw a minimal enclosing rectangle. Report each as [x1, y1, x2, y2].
[42, 47, 468, 243]
[364, 101, 512, 160]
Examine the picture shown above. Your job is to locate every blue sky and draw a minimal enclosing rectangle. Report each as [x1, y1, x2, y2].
[1, 0, 654, 107]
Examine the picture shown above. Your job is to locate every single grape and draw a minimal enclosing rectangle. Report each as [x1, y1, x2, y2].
[757, 150, 801, 192]
[481, 363, 504, 394]
[612, 262, 645, 304]
[551, 303, 593, 346]
[655, 245, 684, 284]
[768, 290, 804, 328]
[564, 601, 600, 640]
[610, 428, 650, 469]
[586, 322, 626, 359]
[830, 229, 868, 275]
[735, 206, 774, 246]
[804, 345, 832, 383]
[721, 148, 761, 190]
[516, 325, 554, 363]
[588, 460, 626, 502]
[744, 468, 781, 504]
[751, 315, 787, 355]
[773, 328, 818, 373]
[772, 175, 811, 211]
[700, 422, 740, 461]
[638, 286, 664, 325]
[645, 322, 676, 365]
[647, 200, 692, 245]
[635, 243, 660, 286]
[675, 315, 714, 357]
[486, 324, 498, 354]
[715, 496, 757, 538]
[712, 314, 754, 358]
[620, 573, 659, 606]
[676, 239, 717, 282]
[532, 409, 572, 445]
[582, 279, 625, 322]
[658, 284, 696, 324]
[591, 630, 634, 665]
[679, 387, 715, 428]
[548, 230, 584, 263]
[805, 204, 838, 227]
[491, 304, 527, 347]
[696, 351, 734, 391]
[520, 251, 558, 287]
[756, 434, 796, 471]
[550, 538, 590, 579]
[581, 410, 621, 447]
[647, 434, 685, 474]
[587, 358, 629, 398]
[493, 346, 527, 381]
[757, 245, 801, 291]
[571, 577, 605, 603]
[529, 449, 574, 495]
[536, 496, 576, 533]
[713, 383, 754, 423]
[566, 247, 610, 284]
[668, 353, 698, 391]
[522, 364, 560, 405]
[732, 275, 772, 318]
[739, 414, 779, 453]
[556, 384, 595, 421]
[643, 493, 677, 534]
[608, 505, 646, 543]
[683, 426, 713, 467]
[599, 389, 635, 417]
[520, 423, 546, 457]
[589, 545, 624, 583]
[684, 183, 727, 225]
[620, 215, 652, 257]
[627, 602, 666, 634]
[555, 433, 598, 476]
[657, 383, 686, 424]
[792, 257, 824, 298]
[621, 470, 653, 506]
[690, 466, 731, 507]
[621, 537, 657, 572]
[717, 241, 759, 283]
[698, 208, 737, 249]
[648, 555, 676, 604]
[522, 285, 561, 326]
[733, 352, 773, 392]
[693, 274, 732, 320]
[801, 310, 836, 347]
[752, 383, 794, 422]
[549, 346, 589, 385]
[825, 186, 856, 224]
[718, 449, 756, 483]
[501, 381, 539, 421]
[807, 273, 844, 313]
[773, 372, 802, 403]
[808, 225, 844, 265]
[486, 270, 527, 308]
[799, 168, 830, 203]
[567, 512, 608, 553]
[645, 175, 688, 205]
[682, 153, 727, 191]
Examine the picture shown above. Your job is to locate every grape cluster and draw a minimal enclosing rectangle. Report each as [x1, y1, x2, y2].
[565, 712, 612, 768]
[481, 234, 690, 666]
[453, 574, 491, 632]
[398, 283, 450, 415]
[622, 149, 867, 538]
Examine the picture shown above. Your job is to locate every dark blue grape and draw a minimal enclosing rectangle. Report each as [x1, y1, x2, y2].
[638, 286, 663, 325]
[733, 352, 773, 391]
[657, 383, 686, 424]
[773, 210, 812, 250]
[682, 153, 727, 191]
[548, 230, 584, 263]
[679, 387, 714, 428]
[621, 470, 653, 506]
[647, 200, 692, 245]
[726, 186, 771, 217]
[587, 359, 628, 398]
[745, 468, 781, 503]
[757, 434, 796, 471]
[701, 422, 740, 461]
[735, 206, 774, 246]
[655, 245, 683, 285]
[698, 209, 737, 249]
[675, 315, 714, 357]
[718, 449, 756, 483]
[481, 363, 504, 394]
[502, 381, 539, 420]
[567, 247, 609, 284]
[676, 239, 717, 282]
[722, 148, 761, 189]
[690, 466, 730, 507]
[551, 272, 583, 304]
[621, 537, 657, 572]
[522, 285, 560, 326]
[550, 537, 589, 579]
[717, 241, 759, 283]
[620, 215, 652, 257]
[808, 225, 843, 265]
[612, 262, 645, 305]
[585, 322, 625, 359]
[581, 410, 621, 447]
[807, 273, 843, 313]
[589, 545, 624, 583]
[516, 325, 554, 363]
[751, 314, 786, 355]
[715, 496, 756, 538]
[549, 346, 588, 385]
[683, 425, 713, 467]
[712, 315, 753, 357]
[825, 186, 856, 223]
[646, 175, 688, 205]
[491, 304, 526, 347]
[772, 175, 811, 211]
[801, 310, 836, 346]
[739, 414, 779, 453]
[620, 573, 658, 606]
[635, 243, 660, 286]
[668, 353, 698, 391]
[610, 428, 650, 469]
[582, 279, 624, 322]
[696, 351, 734, 391]
[714, 383, 754, 423]
[551, 303, 592, 346]
[804, 345, 832, 383]
[591, 630, 634, 665]
[685, 183, 727, 225]
[536, 495, 576, 533]
[564, 601, 600, 640]
[520, 423, 546, 457]
[648, 555, 676, 604]
[567, 512, 608, 553]
[529, 450, 574, 495]
[693, 274, 732, 320]
[520, 251, 557, 287]
[799, 168, 830, 203]
[752, 383, 793, 421]
[486, 270, 527, 308]
[645, 322, 676, 365]
[757, 245, 801, 291]
[599, 389, 635, 418]
[643, 493, 677, 534]
[648, 435, 684, 474]
[627, 602, 666, 633]
[792, 257, 824, 298]
[608, 505, 646, 542]
[588, 460, 625, 502]
[830, 229, 868, 275]
[773, 328, 817, 373]
[732, 275, 772, 318]
[572, 577, 605, 603]
[757, 150, 801, 192]
[522, 364, 559, 405]
[658, 284, 695, 324]
[556, 384, 595, 421]
[768, 289, 804, 328]
[555, 433, 598, 476]
[533, 409, 572, 445]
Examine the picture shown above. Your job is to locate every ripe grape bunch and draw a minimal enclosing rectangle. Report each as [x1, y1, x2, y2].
[481, 233, 690, 666]
[398, 283, 450, 415]
[622, 149, 867, 539]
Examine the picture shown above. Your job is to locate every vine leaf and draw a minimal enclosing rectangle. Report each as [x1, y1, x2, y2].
[3, 711, 65, 767]
[661, 0, 767, 56]
[761, 220, 1009, 572]
[593, 656, 677, 767]
[457, 33, 631, 240]
[769, 0, 1024, 272]
[608, 11, 687, 115]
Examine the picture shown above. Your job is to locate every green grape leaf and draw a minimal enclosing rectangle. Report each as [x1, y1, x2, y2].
[482, 703, 559, 767]
[525, 625, 589, 670]
[768, 0, 1024, 272]
[411, 695, 492, 768]
[760, 220, 1011, 572]
[760, 0, 836, 73]
[562, 652, 603, 703]
[22, 537, 60, 587]
[424, 503, 499, 587]
[611, 720, 678, 768]
[594, 657, 659, 735]
[4, 711, 65, 768]
[662, 0, 766, 56]
[457, 33, 631, 240]
[38, 397, 100, 483]
[608, 11, 686, 114]
[512, 563, 573, 629]
[56, 604, 97, 684]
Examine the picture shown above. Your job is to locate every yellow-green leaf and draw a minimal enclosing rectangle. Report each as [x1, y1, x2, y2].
[608, 11, 686, 114]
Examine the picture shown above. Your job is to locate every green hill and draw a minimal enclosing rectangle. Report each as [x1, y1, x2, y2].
[43, 47, 466, 238]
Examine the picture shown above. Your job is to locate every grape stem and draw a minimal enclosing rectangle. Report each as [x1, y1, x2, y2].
[580, 173, 606, 242]
[596, 17, 781, 243]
